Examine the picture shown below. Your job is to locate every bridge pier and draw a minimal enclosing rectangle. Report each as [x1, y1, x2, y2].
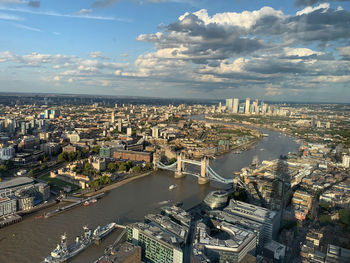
[198, 157, 209, 185]
[174, 153, 186, 178]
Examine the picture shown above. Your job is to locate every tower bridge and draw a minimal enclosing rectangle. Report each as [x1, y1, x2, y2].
[154, 153, 246, 187]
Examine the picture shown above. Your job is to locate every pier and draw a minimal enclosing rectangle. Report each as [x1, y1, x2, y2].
[44, 193, 105, 219]
[0, 214, 22, 229]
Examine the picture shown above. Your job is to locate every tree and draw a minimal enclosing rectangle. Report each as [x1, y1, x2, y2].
[132, 166, 141, 173]
[0, 164, 8, 173]
[118, 163, 127, 171]
[144, 162, 153, 170]
[168, 158, 177, 165]
[125, 161, 134, 171]
[91, 146, 101, 154]
[107, 162, 117, 173]
[339, 209, 350, 226]
[319, 214, 332, 225]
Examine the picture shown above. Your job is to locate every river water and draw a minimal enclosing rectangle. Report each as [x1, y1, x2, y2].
[0, 115, 300, 263]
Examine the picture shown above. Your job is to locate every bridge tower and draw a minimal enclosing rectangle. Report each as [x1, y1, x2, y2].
[198, 157, 210, 184]
[153, 153, 159, 171]
[174, 152, 186, 178]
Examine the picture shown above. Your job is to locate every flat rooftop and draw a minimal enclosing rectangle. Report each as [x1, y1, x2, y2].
[145, 213, 188, 241]
[226, 200, 277, 223]
[161, 205, 191, 226]
[129, 222, 182, 249]
[0, 177, 34, 190]
[195, 221, 256, 252]
[208, 210, 263, 232]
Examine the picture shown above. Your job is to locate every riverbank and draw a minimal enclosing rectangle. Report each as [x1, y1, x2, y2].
[83, 171, 155, 197]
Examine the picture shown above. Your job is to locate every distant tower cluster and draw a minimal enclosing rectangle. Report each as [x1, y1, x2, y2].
[220, 97, 275, 116]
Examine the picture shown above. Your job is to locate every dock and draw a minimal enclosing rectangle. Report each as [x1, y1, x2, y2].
[44, 193, 105, 219]
[0, 214, 22, 229]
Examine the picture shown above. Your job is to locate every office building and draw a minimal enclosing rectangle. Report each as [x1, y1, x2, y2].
[263, 240, 286, 263]
[202, 190, 229, 210]
[342, 155, 350, 168]
[127, 127, 132, 137]
[0, 197, 17, 217]
[161, 206, 192, 228]
[126, 222, 183, 263]
[152, 127, 159, 139]
[245, 98, 250, 114]
[111, 111, 115, 124]
[225, 200, 280, 243]
[193, 221, 256, 263]
[144, 213, 189, 244]
[118, 118, 122, 132]
[0, 146, 15, 161]
[233, 98, 239, 113]
[226, 98, 233, 112]
[326, 244, 350, 263]
[0, 177, 35, 197]
[207, 210, 264, 250]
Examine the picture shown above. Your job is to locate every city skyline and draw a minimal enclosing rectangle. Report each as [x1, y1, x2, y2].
[1, 0, 350, 102]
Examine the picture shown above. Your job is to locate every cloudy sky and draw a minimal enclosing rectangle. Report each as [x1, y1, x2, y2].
[0, 0, 350, 102]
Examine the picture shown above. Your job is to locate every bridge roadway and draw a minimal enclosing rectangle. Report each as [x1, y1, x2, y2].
[155, 160, 240, 185]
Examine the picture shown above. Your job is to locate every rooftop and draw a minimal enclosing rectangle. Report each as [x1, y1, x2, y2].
[129, 222, 182, 249]
[145, 213, 188, 241]
[195, 221, 256, 253]
[226, 200, 277, 223]
[0, 177, 34, 191]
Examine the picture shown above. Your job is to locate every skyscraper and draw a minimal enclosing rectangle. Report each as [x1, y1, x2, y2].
[245, 98, 250, 114]
[111, 111, 115, 124]
[226, 98, 233, 112]
[233, 98, 239, 113]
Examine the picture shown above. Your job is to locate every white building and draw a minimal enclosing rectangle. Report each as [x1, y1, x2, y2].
[0, 146, 15, 161]
[245, 98, 250, 114]
[233, 98, 239, 113]
[342, 155, 350, 168]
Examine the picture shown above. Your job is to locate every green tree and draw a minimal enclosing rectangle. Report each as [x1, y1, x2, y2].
[107, 162, 117, 173]
[118, 163, 127, 171]
[125, 161, 134, 171]
[319, 214, 332, 225]
[91, 146, 101, 154]
[132, 166, 141, 173]
[339, 209, 350, 226]
[0, 164, 8, 172]
[168, 158, 177, 165]
[144, 162, 153, 170]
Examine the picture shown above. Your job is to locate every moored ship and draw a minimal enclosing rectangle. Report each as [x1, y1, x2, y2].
[93, 222, 116, 241]
[42, 226, 93, 263]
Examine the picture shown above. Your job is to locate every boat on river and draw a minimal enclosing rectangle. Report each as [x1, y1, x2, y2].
[169, 184, 177, 190]
[42, 226, 93, 263]
[92, 222, 116, 240]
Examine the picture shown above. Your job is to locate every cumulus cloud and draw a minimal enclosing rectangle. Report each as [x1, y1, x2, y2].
[338, 46, 350, 59]
[265, 86, 283, 96]
[89, 51, 109, 59]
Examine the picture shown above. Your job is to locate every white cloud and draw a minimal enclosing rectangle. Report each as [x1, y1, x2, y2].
[0, 6, 118, 21]
[75, 9, 93, 15]
[296, 3, 330, 16]
[0, 12, 22, 20]
[184, 7, 285, 30]
[265, 86, 282, 96]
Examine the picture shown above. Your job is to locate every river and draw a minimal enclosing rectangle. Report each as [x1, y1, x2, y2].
[0, 115, 300, 263]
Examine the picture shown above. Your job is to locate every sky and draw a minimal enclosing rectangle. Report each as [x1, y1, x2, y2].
[0, 0, 350, 102]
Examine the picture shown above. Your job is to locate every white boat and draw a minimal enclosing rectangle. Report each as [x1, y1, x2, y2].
[168, 184, 177, 190]
[93, 223, 116, 240]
